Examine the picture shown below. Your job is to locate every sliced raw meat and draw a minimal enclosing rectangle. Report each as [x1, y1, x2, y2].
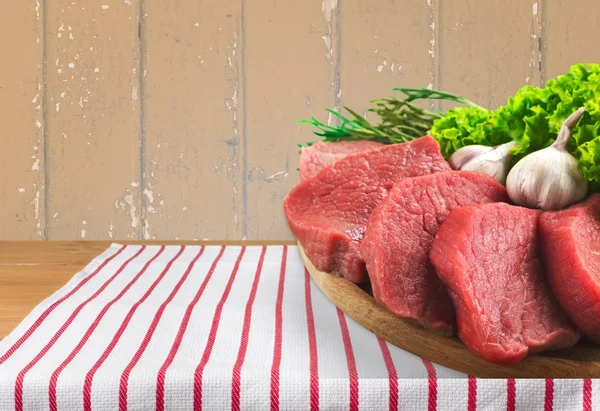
[359, 171, 509, 334]
[539, 194, 600, 343]
[430, 203, 580, 365]
[284, 136, 450, 284]
[299, 140, 385, 181]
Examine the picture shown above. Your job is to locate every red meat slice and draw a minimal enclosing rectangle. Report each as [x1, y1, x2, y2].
[284, 136, 450, 284]
[430, 203, 579, 364]
[539, 194, 600, 343]
[360, 171, 509, 335]
[299, 140, 385, 181]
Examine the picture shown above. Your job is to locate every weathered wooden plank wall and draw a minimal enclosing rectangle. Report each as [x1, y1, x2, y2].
[0, 3, 45, 239]
[438, 0, 540, 109]
[143, 0, 243, 241]
[45, 1, 142, 241]
[1, 0, 599, 241]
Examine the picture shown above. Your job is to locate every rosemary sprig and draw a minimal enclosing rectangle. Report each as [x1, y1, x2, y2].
[298, 87, 482, 146]
[394, 87, 483, 109]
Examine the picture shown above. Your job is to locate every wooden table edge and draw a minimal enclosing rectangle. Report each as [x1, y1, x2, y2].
[0, 240, 296, 340]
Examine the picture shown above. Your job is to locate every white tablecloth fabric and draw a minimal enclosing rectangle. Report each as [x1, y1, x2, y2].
[0, 244, 596, 410]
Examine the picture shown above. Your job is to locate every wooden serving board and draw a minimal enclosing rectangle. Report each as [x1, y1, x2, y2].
[298, 243, 600, 378]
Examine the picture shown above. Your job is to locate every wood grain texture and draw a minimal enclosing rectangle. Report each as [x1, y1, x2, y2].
[143, 0, 243, 241]
[0, 240, 294, 339]
[298, 243, 600, 378]
[45, 1, 141, 240]
[542, 0, 600, 81]
[340, 0, 436, 114]
[244, 0, 335, 240]
[0, 3, 45, 239]
[438, 0, 539, 109]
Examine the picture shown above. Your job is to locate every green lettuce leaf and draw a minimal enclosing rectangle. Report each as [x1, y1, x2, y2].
[430, 63, 600, 185]
[430, 107, 502, 158]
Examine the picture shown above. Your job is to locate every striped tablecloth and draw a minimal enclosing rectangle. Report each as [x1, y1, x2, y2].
[0, 244, 596, 410]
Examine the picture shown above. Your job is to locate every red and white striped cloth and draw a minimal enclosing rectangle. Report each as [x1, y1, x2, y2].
[0, 244, 595, 410]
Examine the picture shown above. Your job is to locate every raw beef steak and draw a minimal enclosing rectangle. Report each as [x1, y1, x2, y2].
[359, 171, 509, 334]
[539, 194, 600, 343]
[299, 140, 384, 181]
[284, 136, 450, 284]
[430, 203, 580, 364]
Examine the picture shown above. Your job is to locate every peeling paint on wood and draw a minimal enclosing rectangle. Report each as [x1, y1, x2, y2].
[543, 0, 600, 82]
[341, 0, 433, 119]
[245, 1, 334, 240]
[439, 0, 536, 110]
[530, 0, 544, 86]
[0, 3, 45, 239]
[143, 0, 243, 240]
[321, 0, 338, 66]
[45, 0, 141, 240]
[1, 1, 599, 241]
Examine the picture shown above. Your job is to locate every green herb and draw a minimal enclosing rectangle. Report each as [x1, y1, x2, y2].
[298, 88, 481, 146]
[430, 63, 600, 185]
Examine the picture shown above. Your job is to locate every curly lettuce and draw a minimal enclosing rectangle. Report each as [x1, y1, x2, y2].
[430, 63, 600, 185]
[430, 106, 498, 158]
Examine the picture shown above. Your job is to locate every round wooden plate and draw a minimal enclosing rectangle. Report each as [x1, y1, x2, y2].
[298, 243, 600, 378]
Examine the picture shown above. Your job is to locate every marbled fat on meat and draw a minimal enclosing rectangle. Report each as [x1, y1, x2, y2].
[430, 203, 579, 364]
[284, 136, 451, 283]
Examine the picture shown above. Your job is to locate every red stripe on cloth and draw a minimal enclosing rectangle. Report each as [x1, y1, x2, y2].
[154, 246, 225, 411]
[48, 246, 167, 411]
[0, 244, 126, 365]
[82, 246, 192, 411]
[422, 360, 437, 411]
[231, 246, 267, 411]
[14, 246, 146, 411]
[506, 378, 516, 411]
[269, 246, 287, 411]
[118, 246, 203, 411]
[545, 379, 554, 411]
[583, 378, 592, 411]
[336, 308, 359, 411]
[193, 246, 247, 411]
[156, 247, 225, 411]
[468, 376, 477, 411]
[304, 268, 319, 411]
[377, 338, 398, 411]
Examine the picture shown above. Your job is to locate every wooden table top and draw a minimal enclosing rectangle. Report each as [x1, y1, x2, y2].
[0, 241, 295, 339]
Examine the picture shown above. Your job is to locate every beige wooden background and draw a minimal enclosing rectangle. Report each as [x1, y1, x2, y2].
[1, 0, 598, 241]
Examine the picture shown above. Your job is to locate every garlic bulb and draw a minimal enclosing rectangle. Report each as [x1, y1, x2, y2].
[460, 141, 517, 185]
[448, 142, 516, 184]
[449, 145, 494, 169]
[505, 107, 588, 210]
